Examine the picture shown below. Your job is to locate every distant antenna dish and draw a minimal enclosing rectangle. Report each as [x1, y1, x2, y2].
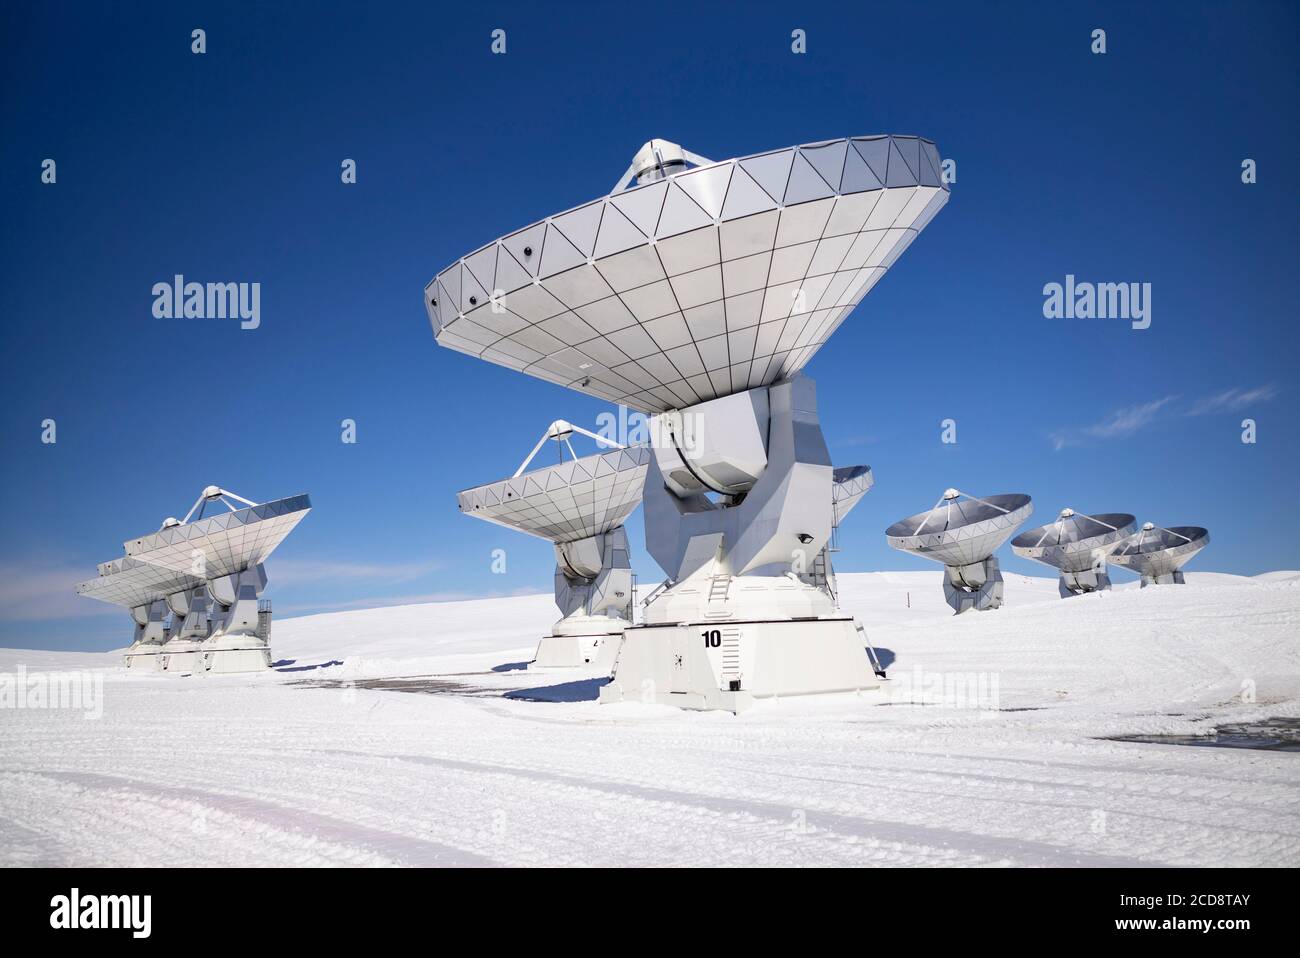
[1109, 523, 1209, 586]
[832, 465, 875, 527]
[76, 557, 202, 615]
[79, 487, 311, 674]
[1012, 509, 1136, 598]
[458, 422, 649, 670]
[886, 490, 1033, 613]
[124, 488, 311, 580]
[76, 557, 205, 669]
[458, 424, 647, 544]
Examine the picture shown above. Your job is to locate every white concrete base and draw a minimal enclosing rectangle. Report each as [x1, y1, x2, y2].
[123, 649, 165, 671]
[199, 632, 272, 673]
[599, 616, 879, 713]
[531, 612, 631, 672]
[160, 648, 204, 673]
[201, 647, 272, 673]
[532, 630, 623, 671]
[135, 634, 271, 675]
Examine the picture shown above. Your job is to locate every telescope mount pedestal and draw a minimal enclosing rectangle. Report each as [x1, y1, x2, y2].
[1059, 567, 1112, 597]
[943, 557, 1005, 613]
[1141, 571, 1185, 587]
[600, 376, 880, 713]
[534, 527, 633, 671]
[123, 600, 170, 671]
[159, 584, 211, 673]
[200, 564, 273, 673]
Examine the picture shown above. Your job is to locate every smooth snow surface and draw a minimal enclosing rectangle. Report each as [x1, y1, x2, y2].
[2, 571, 1298, 867]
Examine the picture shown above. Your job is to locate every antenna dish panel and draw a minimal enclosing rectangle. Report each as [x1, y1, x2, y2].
[886, 492, 1033, 567]
[1012, 511, 1136, 573]
[1109, 524, 1209, 579]
[458, 446, 650, 544]
[123, 494, 312, 578]
[428, 135, 948, 414]
[831, 465, 874, 526]
[76, 557, 203, 609]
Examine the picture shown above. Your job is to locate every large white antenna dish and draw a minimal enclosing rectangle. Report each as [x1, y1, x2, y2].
[128, 487, 311, 579]
[1109, 523, 1209, 586]
[431, 131, 950, 710]
[427, 133, 947, 416]
[886, 489, 1034, 613]
[1012, 509, 1136, 597]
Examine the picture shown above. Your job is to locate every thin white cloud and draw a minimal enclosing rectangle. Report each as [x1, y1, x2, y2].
[0, 564, 121, 622]
[1187, 384, 1279, 416]
[1050, 396, 1179, 450]
[0, 556, 450, 622]
[275, 587, 546, 616]
[268, 557, 445, 586]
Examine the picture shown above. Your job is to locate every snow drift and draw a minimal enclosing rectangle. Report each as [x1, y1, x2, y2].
[1, 570, 1297, 867]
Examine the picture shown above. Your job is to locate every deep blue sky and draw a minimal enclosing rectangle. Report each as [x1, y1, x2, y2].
[2, 1, 1296, 650]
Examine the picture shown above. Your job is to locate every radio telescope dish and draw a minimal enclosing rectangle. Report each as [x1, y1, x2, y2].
[458, 422, 650, 670]
[458, 436, 649, 545]
[77, 557, 204, 670]
[97, 487, 312, 674]
[76, 556, 201, 610]
[832, 465, 874, 526]
[428, 135, 947, 414]
[1012, 509, 1136, 597]
[125, 488, 310, 578]
[1109, 522, 1209, 586]
[887, 490, 1033, 568]
[886, 489, 1033, 613]
[433, 133, 949, 711]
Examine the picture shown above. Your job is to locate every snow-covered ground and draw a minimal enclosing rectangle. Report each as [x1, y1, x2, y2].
[2, 570, 1298, 867]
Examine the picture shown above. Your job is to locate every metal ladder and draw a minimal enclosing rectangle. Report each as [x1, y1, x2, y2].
[811, 549, 836, 603]
[641, 577, 672, 608]
[256, 599, 273, 640]
[705, 574, 732, 619]
[719, 626, 742, 686]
